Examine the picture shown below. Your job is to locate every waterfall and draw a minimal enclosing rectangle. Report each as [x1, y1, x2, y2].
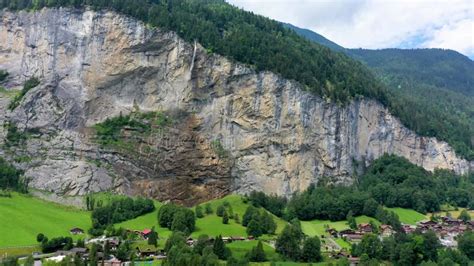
[189, 40, 197, 79]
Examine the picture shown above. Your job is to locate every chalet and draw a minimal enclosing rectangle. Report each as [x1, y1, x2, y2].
[222, 237, 232, 243]
[402, 224, 416, 234]
[186, 237, 195, 246]
[69, 228, 84, 235]
[104, 258, 121, 266]
[442, 217, 462, 226]
[247, 236, 255, 240]
[141, 229, 152, 239]
[358, 223, 373, 233]
[69, 248, 88, 256]
[344, 233, 363, 243]
[338, 229, 355, 237]
[326, 228, 339, 237]
[136, 246, 157, 257]
[380, 224, 393, 237]
[231, 236, 246, 241]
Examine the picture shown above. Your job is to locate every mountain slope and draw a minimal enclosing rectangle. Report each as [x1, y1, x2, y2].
[350, 48, 474, 97]
[0, 8, 470, 204]
[282, 23, 346, 53]
[284, 23, 474, 160]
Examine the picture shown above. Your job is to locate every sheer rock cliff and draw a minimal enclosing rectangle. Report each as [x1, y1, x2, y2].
[0, 8, 471, 204]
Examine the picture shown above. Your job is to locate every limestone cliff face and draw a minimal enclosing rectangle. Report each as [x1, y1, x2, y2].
[0, 8, 471, 204]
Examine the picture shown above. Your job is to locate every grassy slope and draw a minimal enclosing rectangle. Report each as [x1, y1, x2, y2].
[300, 215, 379, 237]
[227, 240, 279, 261]
[0, 193, 91, 247]
[117, 195, 288, 239]
[386, 207, 427, 225]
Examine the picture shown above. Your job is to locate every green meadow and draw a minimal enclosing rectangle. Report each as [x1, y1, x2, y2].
[300, 215, 379, 238]
[386, 207, 427, 225]
[0, 193, 91, 247]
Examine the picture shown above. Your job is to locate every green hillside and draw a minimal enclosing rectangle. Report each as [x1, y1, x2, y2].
[386, 208, 426, 225]
[350, 48, 474, 97]
[116, 194, 288, 238]
[0, 193, 90, 247]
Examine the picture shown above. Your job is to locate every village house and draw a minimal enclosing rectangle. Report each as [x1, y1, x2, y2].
[104, 258, 122, 266]
[141, 229, 152, 239]
[358, 223, 373, 233]
[380, 224, 393, 237]
[136, 246, 158, 258]
[326, 228, 339, 238]
[69, 228, 84, 235]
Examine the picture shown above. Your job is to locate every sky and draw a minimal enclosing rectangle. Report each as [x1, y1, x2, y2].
[227, 0, 474, 59]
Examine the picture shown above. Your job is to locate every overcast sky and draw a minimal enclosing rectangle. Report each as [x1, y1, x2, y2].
[227, 0, 474, 59]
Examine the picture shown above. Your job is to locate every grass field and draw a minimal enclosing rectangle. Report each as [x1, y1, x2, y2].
[386, 207, 427, 225]
[226, 240, 280, 261]
[301, 215, 379, 237]
[429, 208, 474, 220]
[0, 245, 41, 257]
[0, 193, 91, 247]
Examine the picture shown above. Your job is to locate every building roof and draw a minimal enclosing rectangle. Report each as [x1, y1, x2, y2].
[142, 229, 152, 235]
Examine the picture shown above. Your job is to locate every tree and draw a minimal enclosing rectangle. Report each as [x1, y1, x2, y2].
[363, 198, 379, 217]
[193, 234, 209, 255]
[195, 205, 204, 218]
[205, 203, 213, 214]
[458, 209, 471, 222]
[89, 243, 98, 266]
[261, 212, 276, 234]
[242, 206, 258, 226]
[422, 231, 440, 262]
[275, 224, 301, 260]
[116, 242, 131, 261]
[148, 227, 158, 247]
[246, 241, 267, 262]
[234, 214, 240, 224]
[301, 236, 322, 262]
[246, 218, 263, 237]
[158, 204, 178, 228]
[171, 209, 195, 235]
[213, 235, 231, 260]
[201, 246, 220, 266]
[164, 232, 186, 253]
[24, 255, 34, 266]
[76, 239, 85, 248]
[36, 233, 45, 243]
[347, 211, 357, 230]
[222, 211, 229, 224]
[356, 234, 383, 259]
[458, 231, 474, 260]
[216, 205, 226, 217]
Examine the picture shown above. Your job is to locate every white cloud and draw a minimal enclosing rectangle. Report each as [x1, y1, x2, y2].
[227, 0, 474, 58]
[422, 18, 474, 56]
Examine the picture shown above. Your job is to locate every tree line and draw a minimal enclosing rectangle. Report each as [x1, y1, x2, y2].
[90, 197, 155, 235]
[247, 154, 473, 223]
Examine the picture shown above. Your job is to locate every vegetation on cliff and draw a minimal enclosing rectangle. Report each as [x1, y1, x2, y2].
[0, 157, 27, 193]
[7, 77, 40, 110]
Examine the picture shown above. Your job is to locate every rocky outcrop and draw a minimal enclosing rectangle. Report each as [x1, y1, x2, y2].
[0, 8, 471, 204]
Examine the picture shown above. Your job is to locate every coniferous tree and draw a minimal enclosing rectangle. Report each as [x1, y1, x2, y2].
[246, 241, 267, 262]
[301, 236, 322, 262]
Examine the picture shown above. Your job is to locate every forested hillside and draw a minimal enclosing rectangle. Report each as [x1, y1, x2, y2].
[350, 48, 474, 97]
[285, 24, 474, 160]
[0, 0, 472, 159]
